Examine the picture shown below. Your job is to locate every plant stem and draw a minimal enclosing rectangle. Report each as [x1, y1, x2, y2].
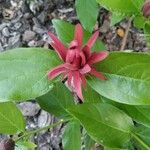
[132, 133, 150, 150]
[15, 119, 64, 142]
[120, 16, 133, 51]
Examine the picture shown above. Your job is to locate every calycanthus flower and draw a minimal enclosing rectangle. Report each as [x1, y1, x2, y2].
[48, 24, 109, 100]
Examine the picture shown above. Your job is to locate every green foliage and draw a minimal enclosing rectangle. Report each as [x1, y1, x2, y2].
[68, 103, 134, 148]
[62, 120, 81, 150]
[135, 125, 150, 148]
[97, 0, 150, 44]
[0, 102, 25, 134]
[0, 48, 61, 102]
[97, 0, 140, 15]
[88, 52, 150, 105]
[83, 130, 95, 150]
[37, 82, 74, 118]
[144, 22, 150, 44]
[75, 0, 99, 32]
[15, 141, 37, 150]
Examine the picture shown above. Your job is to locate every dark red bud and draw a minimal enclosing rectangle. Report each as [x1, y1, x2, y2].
[0, 139, 15, 150]
[142, 0, 150, 18]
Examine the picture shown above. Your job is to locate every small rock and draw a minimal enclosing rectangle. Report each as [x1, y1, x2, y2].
[33, 26, 46, 34]
[13, 22, 22, 30]
[37, 12, 47, 24]
[100, 20, 110, 33]
[2, 27, 10, 37]
[28, 40, 37, 47]
[23, 30, 36, 42]
[0, 42, 4, 52]
[18, 102, 40, 117]
[8, 34, 21, 48]
[38, 110, 51, 128]
[0, 23, 7, 31]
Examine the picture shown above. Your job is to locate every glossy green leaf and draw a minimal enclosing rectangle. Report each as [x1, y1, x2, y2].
[0, 48, 61, 102]
[68, 103, 134, 148]
[37, 82, 74, 118]
[101, 96, 150, 127]
[110, 13, 125, 26]
[83, 130, 95, 150]
[134, 16, 146, 29]
[83, 84, 102, 103]
[0, 102, 25, 134]
[62, 120, 81, 150]
[135, 125, 150, 147]
[88, 52, 150, 105]
[15, 141, 37, 150]
[122, 105, 150, 128]
[97, 0, 140, 15]
[52, 19, 106, 51]
[144, 22, 150, 44]
[75, 0, 99, 32]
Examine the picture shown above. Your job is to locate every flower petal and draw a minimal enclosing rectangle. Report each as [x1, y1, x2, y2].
[73, 71, 83, 100]
[90, 68, 107, 80]
[48, 32, 67, 61]
[79, 64, 91, 74]
[67, 71, 73, 87]
[88, 51, 109, 65]
[66, 50, 76, 63]
[74, 24, 83, 48]
[48, 64, 67, 80]
[79, 52, 86, 66]
[80, 74, 87, 88]
[82, 45, 91, 59]
[86, 31, 99, 49]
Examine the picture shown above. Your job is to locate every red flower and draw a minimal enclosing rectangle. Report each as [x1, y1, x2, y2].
[48, 24, 108, 100]
[142, 0, 150, 18]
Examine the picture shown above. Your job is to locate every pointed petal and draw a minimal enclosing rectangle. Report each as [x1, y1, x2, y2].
[82, 45, 91, 59]
[48, 32, 67, 61]
[88, 51, 109, 65]
[90, 68, 107, 80]
[67, 71, 73, 87]
[66, 50, 75, 63]
[80, 74, 87, 88]
[86, 31, 99, 49]
[74, 24, 83, 47]
[48, 64, 67, 80]
[73, 71, 83, 100]
[79, 64, 91, 74]
[69, 40, 78, 49]
[79, 52, 86, 66]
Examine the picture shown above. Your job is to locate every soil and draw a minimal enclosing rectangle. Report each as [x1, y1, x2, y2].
[0, 0, 150, 150]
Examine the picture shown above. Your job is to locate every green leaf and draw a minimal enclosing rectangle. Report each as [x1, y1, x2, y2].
[83, 84, 102, 103]
[144, 22, 150, 44]
[134, 16, 146, 29]
[0, 48, 61, 102]
[97, 0, 140, 15]
[135, 125, 150, 147]
[101, 96, 150, 127]
[62, 120, 81, 150]
[52, 19, 106, 51]
[15, 141, 37, 150]
[122, 105, 150, 128]
[88, 52, 150, 105]
[37, 82, 74, 118]
[83, 130, 95, 150]
[68, 103, 134, 148]
[0, 102, 25, 134]
[75, 0, 99, 32]
[110, 13, 125, 26]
